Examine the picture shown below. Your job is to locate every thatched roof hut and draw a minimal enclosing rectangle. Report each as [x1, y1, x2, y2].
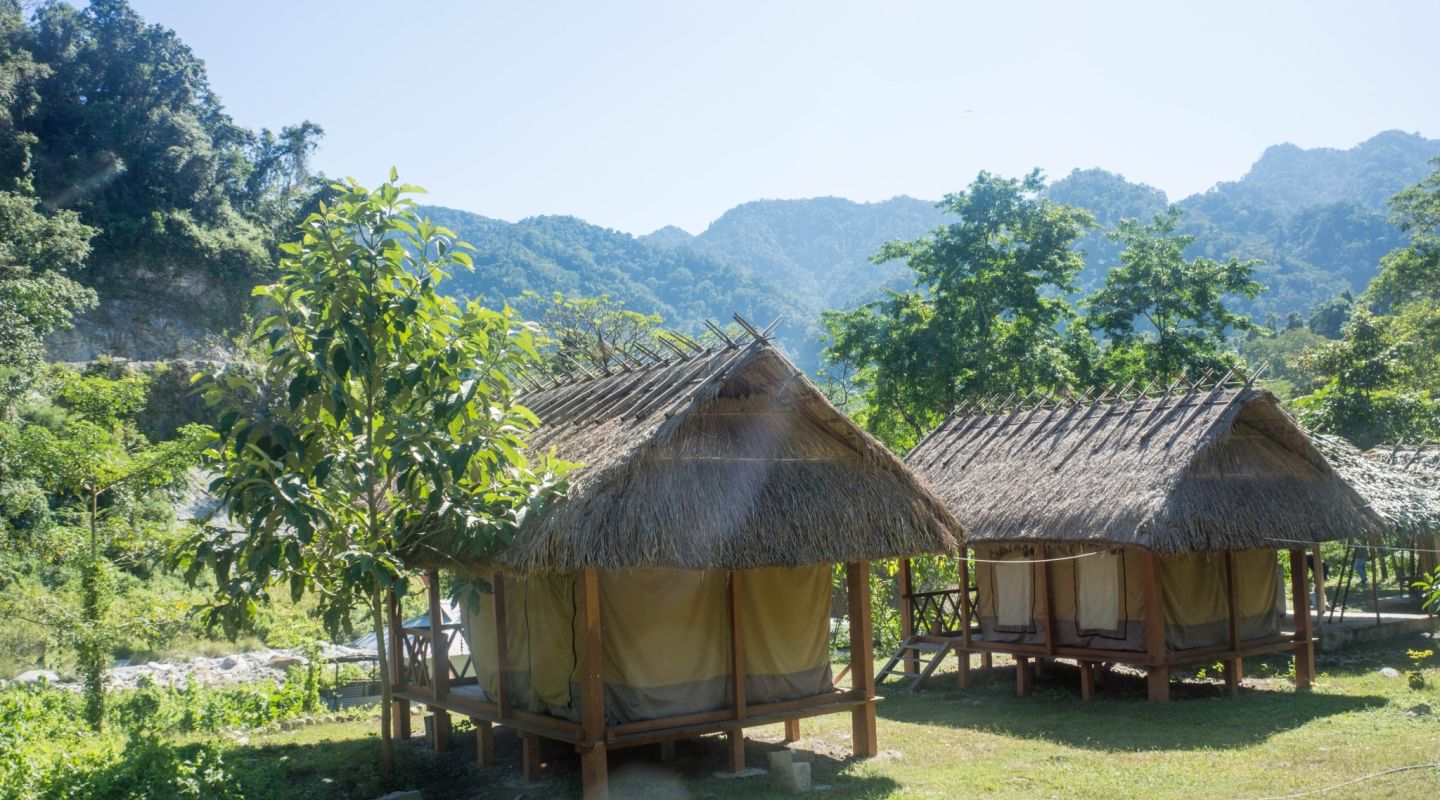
[906, 382, 1382, 552]
[408, 330, 959, 573]
[894, 376, 1374, 702]
[391, 323, 961, 797]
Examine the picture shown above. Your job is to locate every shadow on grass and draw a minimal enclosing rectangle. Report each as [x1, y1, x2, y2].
[876, 658, 1388, 753]
[220, 720, 898, 799]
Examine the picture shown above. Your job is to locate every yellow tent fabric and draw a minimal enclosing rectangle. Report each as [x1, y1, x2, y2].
[739, 565, 833, 702]
[1076, 551, 1121, 632]
[459, 565, 835, 725]
[974, 545, 1282, 652]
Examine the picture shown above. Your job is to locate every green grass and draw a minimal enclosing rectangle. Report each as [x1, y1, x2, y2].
[202, 633, 1440, 799]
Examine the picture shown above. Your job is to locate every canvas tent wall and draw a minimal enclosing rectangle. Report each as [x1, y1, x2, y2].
[461, 566, 831, 724]
[973, 545, 1280, 651]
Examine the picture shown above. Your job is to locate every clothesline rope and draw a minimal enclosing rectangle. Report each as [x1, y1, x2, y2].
[1262, 536, 1440, 556]
[966, 551, 1103, 564]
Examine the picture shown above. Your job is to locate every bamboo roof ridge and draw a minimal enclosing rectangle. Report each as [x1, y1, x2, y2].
[905, 368, 1383, 553]
[1312, 436, 1440, 544]
[408, 315, 961, 573]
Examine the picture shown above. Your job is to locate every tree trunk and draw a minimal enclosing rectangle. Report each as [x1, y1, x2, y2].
[81, 487, 106, 731]
[371, 590, 395, 781]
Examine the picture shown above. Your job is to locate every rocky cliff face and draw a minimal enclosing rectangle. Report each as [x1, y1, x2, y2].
[45, 266, 246, 363]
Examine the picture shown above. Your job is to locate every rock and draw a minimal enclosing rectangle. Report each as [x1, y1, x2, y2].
[1379, 667, 1401, 678]
[374, 792, 423, 800]
[1406, 703, 1432, 716]
[15, 670, 60, 685]
[220, 656, 241, 670]
[769, 750, 814, 792]
[266, 654, 307, 669]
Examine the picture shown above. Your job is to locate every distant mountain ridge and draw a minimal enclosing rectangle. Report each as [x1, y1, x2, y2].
[415, 130, 1438, 368]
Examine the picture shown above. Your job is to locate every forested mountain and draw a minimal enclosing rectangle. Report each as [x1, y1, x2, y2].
[1, 0, 322, 362]
[417, 135, 1438, 369]
[419, 207, 814, 358]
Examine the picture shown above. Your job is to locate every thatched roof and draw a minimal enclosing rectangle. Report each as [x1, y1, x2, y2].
[905, 379, 1382, 553]
[1343, 443, 1440, 542]
[408, 324, 961, 573]
[1364, 443, 1440, 480]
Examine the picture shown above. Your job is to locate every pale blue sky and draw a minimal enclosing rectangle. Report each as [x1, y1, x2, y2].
[127, 0, 1439, 235]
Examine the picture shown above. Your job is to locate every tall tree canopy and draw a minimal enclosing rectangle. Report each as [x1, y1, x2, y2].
[1084, 207, 1263, 381]
[822, 171, 1094, 447]
[188, 175, 569, 776]
[0, 0, 322, 287]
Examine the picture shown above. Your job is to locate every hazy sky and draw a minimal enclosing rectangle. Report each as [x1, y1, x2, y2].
[125, 0, 1439, 235]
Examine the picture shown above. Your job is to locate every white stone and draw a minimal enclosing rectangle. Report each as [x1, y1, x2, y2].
[265, 654, 307, 669]
[15, 670, 59, 684]
[1379, 667, 1401, 678]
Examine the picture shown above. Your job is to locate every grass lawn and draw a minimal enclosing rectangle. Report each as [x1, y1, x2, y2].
[222, 632, 1440, 799]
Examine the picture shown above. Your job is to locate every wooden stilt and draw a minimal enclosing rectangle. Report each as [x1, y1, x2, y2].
[475, 719, 495, 767]
[956, 649, 971, 688]
[1039, 547, 1056, 657]
[522, 731, 542, 784]
[1147, 667, 1171, 703]
[898, 558, 916, 673]
[1289, 549, 1315, 690]
[1080, 661, 1096, 700]
[1143, 550, 1170, 704]
[726, 729, 746, 772]
[386, 590, 411, 740]
[659, 740, 676, 763]
[1311, 544, 1327, 621]
[578, 568, 608, 797]
[1015, 656, 1032, 697]
[981, 652, 993, 669]
[1223, 659, 1243, 697]
[426, 570, 451, 752]
[960, 545, 974, 649]
[783, 718, 800, 742]
[846, 562, 878, 758]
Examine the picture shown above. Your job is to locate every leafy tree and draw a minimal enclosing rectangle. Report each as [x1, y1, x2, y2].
[822, 171, 1093, 447]
[517, 291, 669, 371]
[0, 191, 96, 413]
[1084, 208, 1263, 380]
[3, 368, 203, 729]
[187, 175, 568, 778]
[1367, 156, 1440, 311]
[1294, 309, 1438, 446]
[1308, 291, 1355, 339]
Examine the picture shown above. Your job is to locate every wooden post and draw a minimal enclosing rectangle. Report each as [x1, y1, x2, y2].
[387, 590, 411, 740]
[1143, 550, 1170, 703]
[1289, 549, 1315, 690]
[492, 571, 511, 719]
[726, 729, 745, 773]
[1015, 656, 1032, 697]
[474, 718, 495, 767]
[1223, 552, 1243, 697]
[726, 570, 747, 772]
[898, 558, 916, 673]
[783, 719, 801, 742]
[1368, 545, 1383, 625]
[1040, 546, 1056, 657]
[1079, 661, 1095, 701]
[522, 731, 542, 784]
[958, 546, 974, 687]
[577, 568, 608, 799]
[426, 570, 451, 752]
[846, 562, 878, 758]
[1311, 544, 1327, 621]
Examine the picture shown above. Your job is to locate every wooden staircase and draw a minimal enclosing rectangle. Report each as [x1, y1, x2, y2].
[876, 636, 956, 691]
